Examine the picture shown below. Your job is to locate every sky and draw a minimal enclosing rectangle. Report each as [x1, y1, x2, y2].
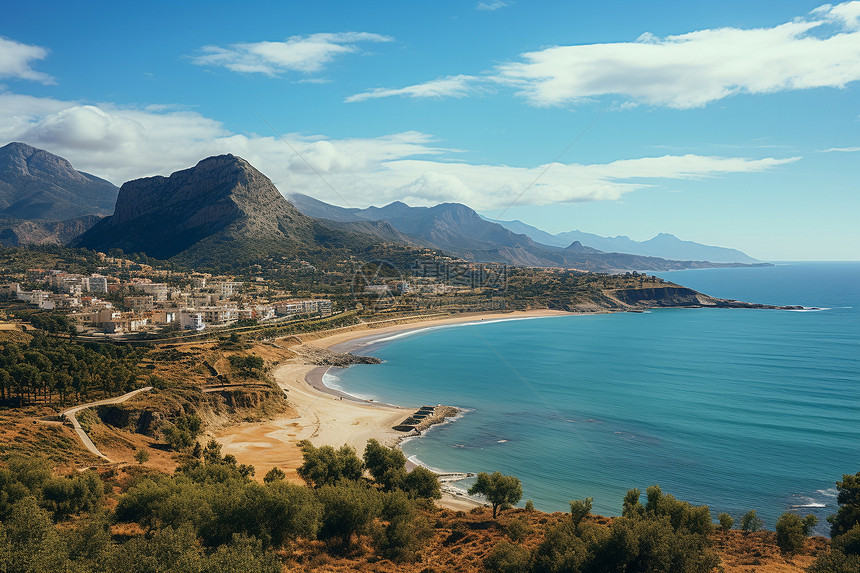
[1, 1, 858, 261]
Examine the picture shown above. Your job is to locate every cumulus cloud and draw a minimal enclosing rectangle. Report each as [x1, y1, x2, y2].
[348, 2, 860, 109]
[191, 32, 393, 76]
[0, 92, 797, 209]
[346, 75, 480, 102]
[0, 37, 54, 84]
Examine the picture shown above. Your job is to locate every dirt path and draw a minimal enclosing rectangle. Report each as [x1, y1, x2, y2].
[61, 387, 152, 463]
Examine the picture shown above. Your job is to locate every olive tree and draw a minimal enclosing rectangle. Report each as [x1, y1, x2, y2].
[467, 471, 522, 519]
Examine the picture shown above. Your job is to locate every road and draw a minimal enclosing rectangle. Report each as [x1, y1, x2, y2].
[61, 386, 152, 463]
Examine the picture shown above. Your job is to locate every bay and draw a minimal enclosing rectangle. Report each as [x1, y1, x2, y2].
[329, 262, 860, 534]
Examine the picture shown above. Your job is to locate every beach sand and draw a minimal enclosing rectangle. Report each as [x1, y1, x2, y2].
[215, 309, 567, 506]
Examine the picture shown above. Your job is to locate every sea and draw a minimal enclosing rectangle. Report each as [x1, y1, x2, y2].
[325, 262, 859, 535]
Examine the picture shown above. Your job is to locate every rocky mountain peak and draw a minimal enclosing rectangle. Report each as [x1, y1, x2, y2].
[0, 142, 118, 221]
[111, 153, 288, 226]
[0, 142, 89, 183]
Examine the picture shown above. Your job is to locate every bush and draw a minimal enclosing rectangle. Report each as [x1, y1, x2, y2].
[297, 441, 363, 488]
[829, 472, 860, 538]
[404, 466, 441, 500]
[570, 497, 592, 528]
[163, 413, 202, 452]
[263, 467, 286, 483]
[506, 517, 532, 542]
[741, 510, 764, 533]
[718, 512, 733, 531]
[134, 449, 150, 465]
[485, 541, 532, 573]
[524, 499, 534, 511]
[363, 438, 406, 491]
[316, 481, 382, 546]
[372, 491, 430, 562]
[775, 512, 810, 554]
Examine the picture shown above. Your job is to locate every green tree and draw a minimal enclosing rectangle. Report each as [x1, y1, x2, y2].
[829, 472, 860, 538]
[263, 467, 286, 483]
[467, 471, 522, 519]
[3, 497, 69, 572]
[741, 509, 764, 533]
[316, 481, 382, 546]
[203, 534, 281, 573]
[404, 466, 441, 500]
[775, 511, 816, 554]
[297, 441, 363, 488]
[363, 438, 407, 491]
[718, 512, 733, 531]
[570, 497, 593, 528]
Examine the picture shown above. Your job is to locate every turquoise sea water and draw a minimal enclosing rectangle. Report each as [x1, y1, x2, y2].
[328, 262, 859, 534]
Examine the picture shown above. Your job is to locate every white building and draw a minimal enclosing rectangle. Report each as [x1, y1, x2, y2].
[180, 312, 205, 331]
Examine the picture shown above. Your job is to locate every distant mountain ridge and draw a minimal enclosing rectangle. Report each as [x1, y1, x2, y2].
[0, 142, 118, 220]
[289, 193, 761, 271]
[487, 217, 760, 264]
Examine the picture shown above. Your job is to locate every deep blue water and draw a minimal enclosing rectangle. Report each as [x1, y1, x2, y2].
[328, 262, 859, 534]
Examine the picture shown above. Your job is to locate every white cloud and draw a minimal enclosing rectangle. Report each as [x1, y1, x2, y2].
[348, 2, 860, 109]
[0, 37, 54, 84]
[819, 145, 860, 152]
[0, 92, 797, 210]
[191, 32, 393, 76]
[477, 1, 511, 10]
[346, 75, 480, 102]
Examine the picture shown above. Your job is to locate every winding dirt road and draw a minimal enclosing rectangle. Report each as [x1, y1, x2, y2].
[61, 387, 152, 463]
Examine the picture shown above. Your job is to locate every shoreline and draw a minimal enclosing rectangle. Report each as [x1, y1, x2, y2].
[215, 309, 567, 509]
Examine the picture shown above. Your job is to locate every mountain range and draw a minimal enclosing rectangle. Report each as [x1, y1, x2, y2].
[1, 142, 765, 272]
[0, 142, 118, 246]
[288, 193, 763, 271]
[486, 217, 760, 264]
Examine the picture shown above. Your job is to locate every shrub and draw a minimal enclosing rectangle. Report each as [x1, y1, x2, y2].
[316, 481, 382, 546]
[718, 512, 733, 531]
[404, 466, 441, 500]
[485, 541, 532, 573]
[741, 510, 764, 533]
[134, 449, 150, 465]
[506, 517, 532, 542]
[570, 497, 593, 528]
[297, 441, 363, 488]
[775, 512, 809, 554]
[263, 467, 286, 483]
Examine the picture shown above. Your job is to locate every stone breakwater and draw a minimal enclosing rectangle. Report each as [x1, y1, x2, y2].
[394, 405, 459, 433]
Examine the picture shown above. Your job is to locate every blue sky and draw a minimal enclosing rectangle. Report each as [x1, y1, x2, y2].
[1, 1, 858, 260]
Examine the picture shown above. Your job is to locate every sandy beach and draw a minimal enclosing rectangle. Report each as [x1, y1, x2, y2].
[215, 309, 567, 506]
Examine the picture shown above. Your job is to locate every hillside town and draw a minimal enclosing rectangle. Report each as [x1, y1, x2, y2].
[0, 252, 332, 338]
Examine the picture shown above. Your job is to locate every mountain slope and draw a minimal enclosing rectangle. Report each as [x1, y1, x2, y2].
[71, 155, 398, 266]
[489, 217, 760, 264]
[0, 215, 101, 247]
[0, 142, 118, 220]
[289, 193, 759, 271]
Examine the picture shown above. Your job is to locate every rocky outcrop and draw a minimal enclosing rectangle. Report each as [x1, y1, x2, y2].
[607, 286, 804, 310]
[72, 154, 316, 261]
[294, 345, 383, 366]
[0, 142, 118, 220]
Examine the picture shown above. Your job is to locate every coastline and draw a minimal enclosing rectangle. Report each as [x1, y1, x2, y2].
[214, 309, 567, 509]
